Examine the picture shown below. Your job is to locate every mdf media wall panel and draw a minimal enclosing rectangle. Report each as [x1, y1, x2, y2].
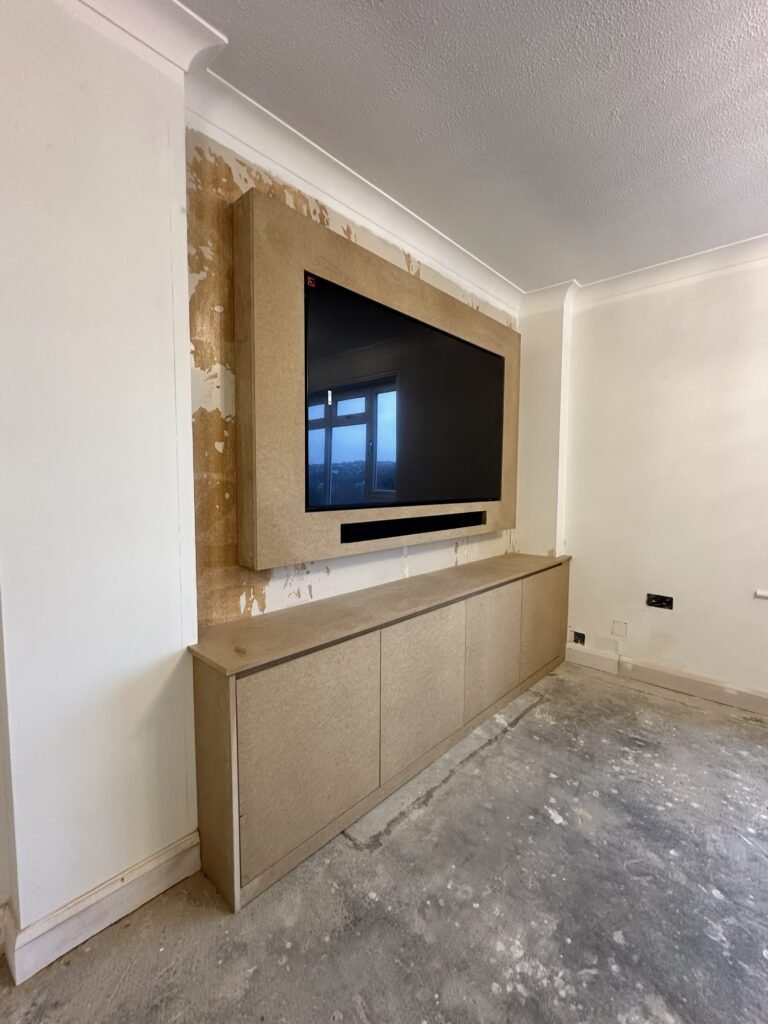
[233, 188, 521, 571]
[191, 553, 570, 911]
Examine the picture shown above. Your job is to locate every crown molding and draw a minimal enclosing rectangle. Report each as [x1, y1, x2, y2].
[519, 281, 577, 319]
[185, 70, 524, 324]
[573, 233, 768, 308]
[179, 37, 768, 319]
[520, 233, 768, 317]
[77, 0, 227, 72]
[70, 0, 764, 310]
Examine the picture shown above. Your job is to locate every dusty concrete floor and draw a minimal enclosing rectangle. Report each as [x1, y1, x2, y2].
[2, 663, 767, 1024]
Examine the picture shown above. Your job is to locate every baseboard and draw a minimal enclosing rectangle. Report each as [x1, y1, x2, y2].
[616, 658, 768, 717]
[566, 643, 768, 718]
[4, 832, 200, 985]
[565, 642, 620, 674]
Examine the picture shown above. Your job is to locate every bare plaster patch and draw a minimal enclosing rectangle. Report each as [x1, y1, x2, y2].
[191, 363, 235, 419]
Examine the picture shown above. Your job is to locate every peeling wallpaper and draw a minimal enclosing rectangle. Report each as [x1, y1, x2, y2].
[186, 129, 518, 629]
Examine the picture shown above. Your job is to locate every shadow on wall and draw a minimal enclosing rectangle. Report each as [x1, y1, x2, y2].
[0, 605, 12, 913]
[0, 582, 16, 911]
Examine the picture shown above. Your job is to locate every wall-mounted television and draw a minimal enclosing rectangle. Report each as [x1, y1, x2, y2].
[305, 273, 505, 511]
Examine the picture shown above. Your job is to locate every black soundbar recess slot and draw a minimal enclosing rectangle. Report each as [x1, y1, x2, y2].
[340, 511, 486, 544]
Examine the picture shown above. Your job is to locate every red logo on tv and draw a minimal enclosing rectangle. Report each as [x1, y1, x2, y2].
[306, 275, 316, 287]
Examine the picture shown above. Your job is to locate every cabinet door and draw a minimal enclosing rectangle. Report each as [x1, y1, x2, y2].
[464, 581, 522, 722]
[380, 602, 465, 783]
[237, 632, 380, 887]
[520, 563, 569, 682]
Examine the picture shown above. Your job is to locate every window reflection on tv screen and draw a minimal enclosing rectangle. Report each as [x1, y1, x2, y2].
[304, 272, 504, 511]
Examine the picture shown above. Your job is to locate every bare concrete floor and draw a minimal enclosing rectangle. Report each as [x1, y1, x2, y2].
[2, 663, 767, 1023]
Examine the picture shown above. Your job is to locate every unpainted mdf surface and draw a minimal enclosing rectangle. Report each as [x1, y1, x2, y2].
[193, 661, 240, 910]
[191, 553, 569, 678]
[237, 633, 380, 887]
[464, 581, 522, 721]
[234, 187, 521, 570]
[232, 194, 256, 571]
[380, 603, 466, 783]
[520, 562, 569, 682]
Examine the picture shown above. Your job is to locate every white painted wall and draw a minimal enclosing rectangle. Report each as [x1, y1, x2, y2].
[0, 747, 9, 909]
[263, 533, 518, 615]
[516, 284, 575, 556]
[0, 0, 198, 928]
[565, 255, 768, 694]
[515, 308, 562, 555]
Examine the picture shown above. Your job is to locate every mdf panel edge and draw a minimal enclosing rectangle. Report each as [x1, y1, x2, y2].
[193, 661, 241, 910]
[520, 563, 570, 682]
[233, 189, 258, 570]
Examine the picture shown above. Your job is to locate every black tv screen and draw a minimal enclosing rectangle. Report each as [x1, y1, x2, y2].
[304, 272, 504, 511]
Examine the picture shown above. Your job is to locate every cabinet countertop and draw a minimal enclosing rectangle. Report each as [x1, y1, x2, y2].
[190, 552, 570, 678]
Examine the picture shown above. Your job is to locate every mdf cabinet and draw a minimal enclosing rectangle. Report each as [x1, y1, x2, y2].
[237, 634, 380, 887]
[520, 563, 569, 682]
[464, 581, 522, 722]
[191, 553, 569, 912]
[381, 603, 465, 782]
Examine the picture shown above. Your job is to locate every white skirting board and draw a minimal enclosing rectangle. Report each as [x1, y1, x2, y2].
[3, 833, 200, 985]
[566, 643, 768, 718]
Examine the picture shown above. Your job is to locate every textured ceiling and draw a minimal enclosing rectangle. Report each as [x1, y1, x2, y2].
[185, 0, 768, 291]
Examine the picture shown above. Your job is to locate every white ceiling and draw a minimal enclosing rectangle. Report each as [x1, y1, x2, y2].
[184, 0, 768, 291]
